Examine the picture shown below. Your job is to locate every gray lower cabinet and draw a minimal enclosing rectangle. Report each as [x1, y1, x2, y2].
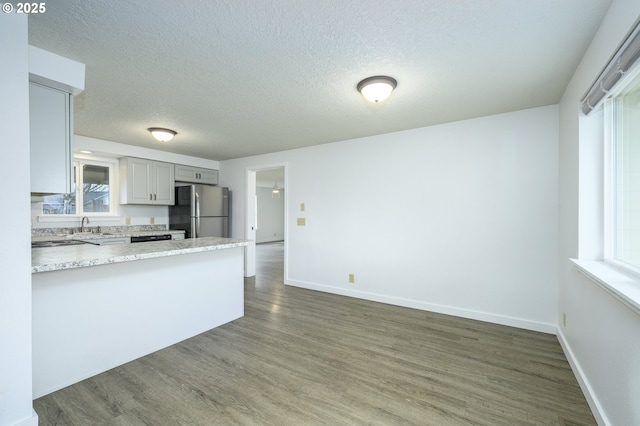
[29, 82, 73, 194]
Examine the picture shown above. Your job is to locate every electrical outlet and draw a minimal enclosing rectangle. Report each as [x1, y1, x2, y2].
[150, 216, 155, 225]
[349, 273, 355, 283]
[563, 312, 567, 327]
[125, 217, 131, 226]
[297, 218, 306, 226]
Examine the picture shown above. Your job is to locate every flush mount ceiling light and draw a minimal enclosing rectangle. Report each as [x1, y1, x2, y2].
[148, 127, 177, 142]
[357, 76, 397, 103]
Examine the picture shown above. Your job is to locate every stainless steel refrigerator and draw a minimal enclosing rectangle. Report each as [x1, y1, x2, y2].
[169, 185, 230, 238]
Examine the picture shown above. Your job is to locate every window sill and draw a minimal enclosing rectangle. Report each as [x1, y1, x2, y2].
[571, 259, 640, 315]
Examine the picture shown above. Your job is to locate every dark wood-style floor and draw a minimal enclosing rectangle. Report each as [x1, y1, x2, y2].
[34, 242, 596, 425]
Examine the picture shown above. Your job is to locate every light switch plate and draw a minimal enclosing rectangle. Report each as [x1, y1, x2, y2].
[297, 218, 306, 226]
[300, 203, 305, 211]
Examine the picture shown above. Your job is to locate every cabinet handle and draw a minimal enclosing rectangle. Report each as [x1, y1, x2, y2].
[154, 194, 157, 200]
[150, 194, 153, 201]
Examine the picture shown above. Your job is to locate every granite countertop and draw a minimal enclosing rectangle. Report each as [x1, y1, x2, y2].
[32, 237, 252, 273]
[31, 229, 186, 243]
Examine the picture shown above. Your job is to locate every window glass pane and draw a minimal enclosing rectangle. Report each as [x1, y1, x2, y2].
[42, 193, 76, 214]
[82, 164, 110, 213]
[42, 164, 77, 214]
[614, 76, 640, 268]
[40, 160, 114, 216]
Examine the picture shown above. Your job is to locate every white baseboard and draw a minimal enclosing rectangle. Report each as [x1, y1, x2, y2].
[12, 410, 38, 426]
[284, 279, 556, 334]
[556, 328, 608, 426]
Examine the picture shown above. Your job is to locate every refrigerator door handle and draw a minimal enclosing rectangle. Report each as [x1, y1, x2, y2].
[194, 190, 200, 238]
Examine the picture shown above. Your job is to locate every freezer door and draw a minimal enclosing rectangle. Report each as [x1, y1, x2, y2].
[193, 185, 228, 217]
[193, 217, 229, 238]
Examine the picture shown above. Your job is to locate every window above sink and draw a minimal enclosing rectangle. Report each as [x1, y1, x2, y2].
[41, 157, 117, 217]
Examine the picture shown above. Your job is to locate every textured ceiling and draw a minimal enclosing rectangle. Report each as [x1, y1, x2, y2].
[28, 0, 611, 161]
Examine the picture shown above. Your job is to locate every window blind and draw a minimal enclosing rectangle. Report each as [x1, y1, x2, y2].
[581, 19, 640, 115]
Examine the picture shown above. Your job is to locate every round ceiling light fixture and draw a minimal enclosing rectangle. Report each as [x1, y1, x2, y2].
[148, 127, 177, 142]
[357, 76, 397, 103]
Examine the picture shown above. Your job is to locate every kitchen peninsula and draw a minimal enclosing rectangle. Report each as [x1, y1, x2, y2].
[31, 236, 252, 398]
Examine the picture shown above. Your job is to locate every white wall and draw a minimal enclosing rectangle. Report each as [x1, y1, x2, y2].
[256, 187, 284, 243]
[558, 1, 640, 425]
[31, 135, 220, 230]
[0, 13, 38, 426]
[33, 247, 244, 398]
[221, 105, 559, 332]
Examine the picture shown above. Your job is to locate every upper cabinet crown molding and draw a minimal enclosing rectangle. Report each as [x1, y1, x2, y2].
[28, 46, 85, 95]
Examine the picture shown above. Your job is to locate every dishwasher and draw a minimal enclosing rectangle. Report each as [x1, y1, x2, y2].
[130, 234, 173, 243]
[97, 237, 131, 245]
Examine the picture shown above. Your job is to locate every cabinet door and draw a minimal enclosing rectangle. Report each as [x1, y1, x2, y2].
[175, 164, 218, 184]
[29, 83, 72, 194]
[120, 158, 174, 204]
[153, 162, 175, 205]
[124, 158, 153, 204]
[175, 164, 197, 182]
[197, 168, 219, 185]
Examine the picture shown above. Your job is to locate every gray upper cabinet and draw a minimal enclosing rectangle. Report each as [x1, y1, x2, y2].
[175, 164, 219, 185]
[119, 157, 175, 205]
[29, 82, 73, 194]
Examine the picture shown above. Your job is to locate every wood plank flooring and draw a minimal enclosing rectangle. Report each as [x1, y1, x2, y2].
[34, 242, 596, 425]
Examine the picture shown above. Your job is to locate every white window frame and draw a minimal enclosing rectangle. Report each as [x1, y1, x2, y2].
[40, 154, 119, 219]
[603, 63, 640, 276]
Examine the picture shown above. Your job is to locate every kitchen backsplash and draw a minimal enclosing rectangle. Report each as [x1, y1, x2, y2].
[32, 225, 169, 237]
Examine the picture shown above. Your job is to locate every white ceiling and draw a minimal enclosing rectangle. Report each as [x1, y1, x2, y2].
[28, 0, 611, 161]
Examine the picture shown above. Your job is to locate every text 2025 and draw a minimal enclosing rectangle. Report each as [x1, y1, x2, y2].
[16, 3, 46, 13]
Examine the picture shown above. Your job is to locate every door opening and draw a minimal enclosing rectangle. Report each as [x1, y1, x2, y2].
[245, 164, 287, 278]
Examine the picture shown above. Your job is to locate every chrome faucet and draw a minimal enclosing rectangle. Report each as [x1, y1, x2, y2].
[81, 216, 90, 233]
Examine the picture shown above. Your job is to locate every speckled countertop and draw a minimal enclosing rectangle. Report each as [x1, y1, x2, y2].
[32, 237, 252, 273]
[31, 228, 186, 242]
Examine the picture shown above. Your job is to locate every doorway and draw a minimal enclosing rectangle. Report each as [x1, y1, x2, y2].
[255, 168, 285, 243]
[245, 164, 287, 278]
